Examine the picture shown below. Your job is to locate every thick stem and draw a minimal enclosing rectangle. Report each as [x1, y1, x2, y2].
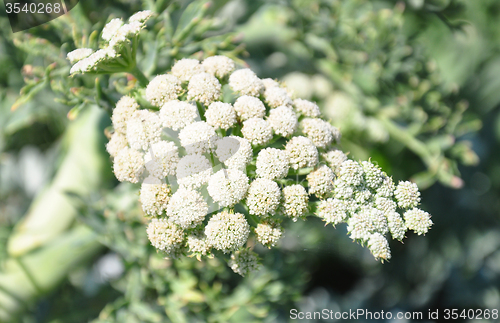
[129, 65, 149, 88]
[248, 213, 260, 228]
[377, 115, 435, 169]
[209, 152, 216, 168]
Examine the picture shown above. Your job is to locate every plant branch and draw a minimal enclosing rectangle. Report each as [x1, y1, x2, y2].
[129, 65, 149, 88]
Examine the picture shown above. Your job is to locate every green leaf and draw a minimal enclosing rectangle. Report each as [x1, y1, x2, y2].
[173, 1, 210, 44]
[11, 81, 47, 111]
[176, 1, 207, 33]
[125, 268, 144, 302]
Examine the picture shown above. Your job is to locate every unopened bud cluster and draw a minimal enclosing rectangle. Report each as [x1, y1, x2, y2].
[98, 52, 432, 274]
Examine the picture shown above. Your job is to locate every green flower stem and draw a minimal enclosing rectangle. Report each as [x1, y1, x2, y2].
[114, 56, 130, 68]
[377, 115, 436, 170]
[231, 123, 243, 137]
[122, 43, 133, 66]
[248, 213, 260, 228]
[267, 135, 283, 147]
[196, 102, 206, 121]
[216, 128, 227, 137]
[129, 65, 149, 88]
[209, 152, 216, 168]
[288, 167, 313, 176]
[131, 36, 138, 62]
[239, 203, 259, 228]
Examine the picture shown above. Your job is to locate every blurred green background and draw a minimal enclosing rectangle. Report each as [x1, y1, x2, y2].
[1, 0, 500, 322]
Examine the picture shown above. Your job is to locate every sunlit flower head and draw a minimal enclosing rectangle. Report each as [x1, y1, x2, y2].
[146, 218, 185, 258]
[172, 58, 205, 82]
[146, 74, 182, 107]
[229, 68, 264, 97]
[187, 72, 222, 105]
[205, 211, 250, 253]
[202, 55, 235, 79]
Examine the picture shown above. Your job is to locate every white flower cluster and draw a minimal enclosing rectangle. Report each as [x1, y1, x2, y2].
[113, 147, 145, 183]
[205, 211, 250, 253]
[106, 54, 432, 272]
[202, 55, 235, 79]
[205, 102, 237, 130]
[146, 218, 185, 258]
[66, 48, 93, 64]
[69, 48, 117, 74]
[69, 11, 153, 74]
[146, 75, 182, 107]
[159, 100, 198, 131]
[293, 99, 321, 117]
[140, 176, 171, 216]
[187, 72, 222, 105]
[106, 132, 128, 158]
[256, 148, 290, 180]
[176, 154, 212, 189]
[403, 208, 433, 235]
[246, 178, 281, 216]
[313, 158, 432, 261]
[301, 118, 341, 148]
[228, 69, 264, 96]
[321, 149, 348, 173]
[179, 121, 218, 154]
[111, 96, 139, 134]
[171, 58, 205, 82]
[316, 198, 347, 226]
[167, 188, 208, 229]
[264, 87, 292, 108]
[187, 230, 212, 259]
[268, 106, 298, 137]
[394, 181, 421, 209]
[207, 169, 249, 207]
[215, 136, 252, 171]
[234, 96, 266, 121]
[255, 222, 283, 248]
[307, 165, 334, 198]
[126, 110, 163, 151]
[144, 141, 179, 178]
[285, 136, 318, 170]
[280, 185, 309, 221]
[242, 118, 273, 146]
